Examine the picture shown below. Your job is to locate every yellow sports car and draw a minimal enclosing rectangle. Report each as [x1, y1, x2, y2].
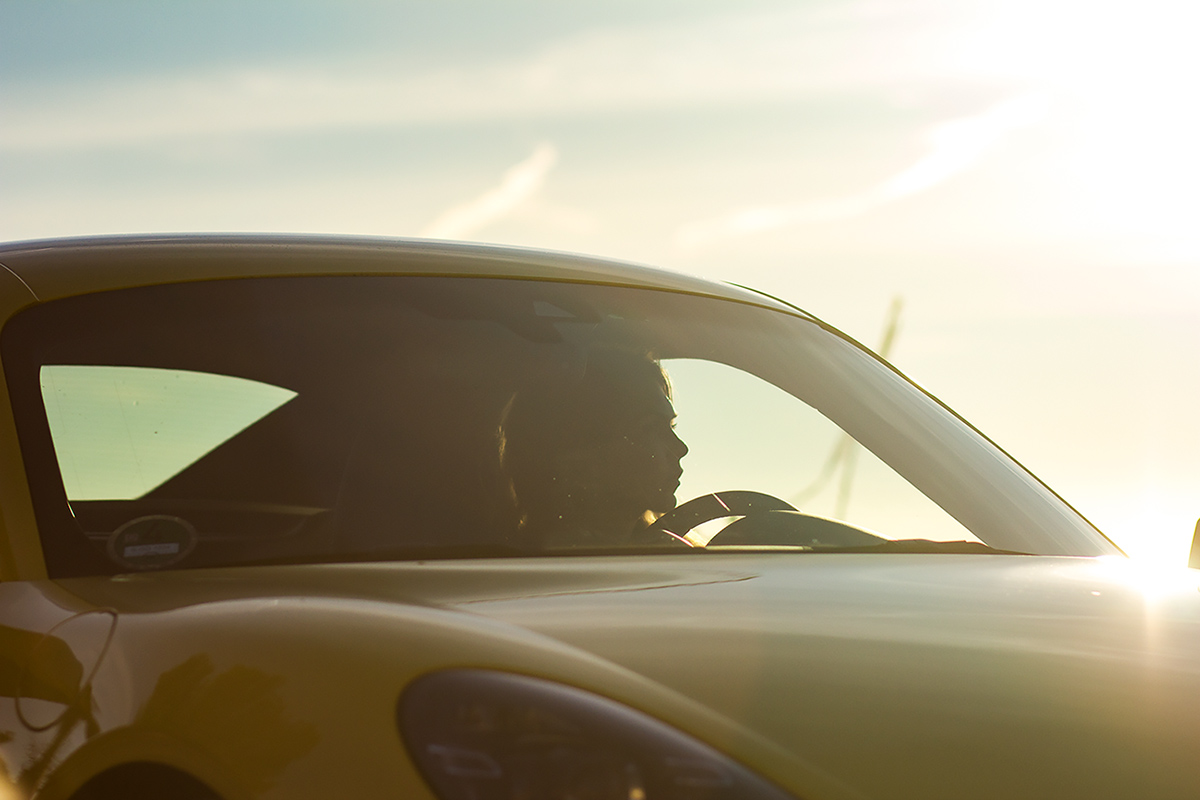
[0, 235, 1197, 800]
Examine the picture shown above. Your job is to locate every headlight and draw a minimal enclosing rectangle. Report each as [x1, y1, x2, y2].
[399, 669, 795, 800]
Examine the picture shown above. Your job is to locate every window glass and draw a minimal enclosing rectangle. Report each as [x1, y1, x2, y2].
[0, 275, 1113, 578]
[40, 365, 296, 500]
[667, 359, 974, 543]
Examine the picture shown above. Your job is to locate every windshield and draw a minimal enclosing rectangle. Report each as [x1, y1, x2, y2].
[2, 275, 1117, 577]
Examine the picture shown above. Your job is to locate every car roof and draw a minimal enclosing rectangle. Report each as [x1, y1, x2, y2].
[0, 234, 812, 318]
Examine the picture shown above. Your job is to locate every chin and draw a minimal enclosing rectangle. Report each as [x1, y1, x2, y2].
[650, 493, 678, 515]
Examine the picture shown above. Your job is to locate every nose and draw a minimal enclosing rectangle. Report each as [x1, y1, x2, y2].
[670, 429, 689, 459]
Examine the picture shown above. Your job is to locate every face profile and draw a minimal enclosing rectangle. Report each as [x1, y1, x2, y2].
[500, 348, 688, 549]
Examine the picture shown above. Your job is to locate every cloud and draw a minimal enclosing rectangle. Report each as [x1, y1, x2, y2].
[421, 143, 558, 239]
[0, 1, 966, 153]
[675, 92, 1049, 248]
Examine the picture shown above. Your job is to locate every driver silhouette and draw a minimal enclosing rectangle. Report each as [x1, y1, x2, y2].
[500, 348, 689, 549]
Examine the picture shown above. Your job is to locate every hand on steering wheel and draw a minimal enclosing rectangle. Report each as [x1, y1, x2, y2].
[643, 490, 887, 549]
[643, 490, 798, 542]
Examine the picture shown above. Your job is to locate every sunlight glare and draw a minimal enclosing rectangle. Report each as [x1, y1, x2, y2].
[1092, 554, 1200, 604]
[952, 0, 1200, 257]
[1092, 492, 1199, 570]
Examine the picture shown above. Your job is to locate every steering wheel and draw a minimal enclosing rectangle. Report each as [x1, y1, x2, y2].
[642, 490, 798, 542]
[707, 510, 885, 548]
[642, 489, 888, 549]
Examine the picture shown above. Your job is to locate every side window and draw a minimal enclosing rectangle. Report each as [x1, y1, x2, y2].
[665, 359, 977, 543]
[41, 365, 296, 501]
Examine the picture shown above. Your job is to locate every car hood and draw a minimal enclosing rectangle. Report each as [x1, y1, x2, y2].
[435, 553, 1200, 799]
[68, 553, 1200, 799]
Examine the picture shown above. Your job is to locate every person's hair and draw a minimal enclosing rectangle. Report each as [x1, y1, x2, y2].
[499, 348, 670, 541]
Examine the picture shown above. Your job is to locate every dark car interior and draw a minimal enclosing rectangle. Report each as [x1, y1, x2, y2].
[4, 273, 1041, 579]
[3, 276, 722, 576]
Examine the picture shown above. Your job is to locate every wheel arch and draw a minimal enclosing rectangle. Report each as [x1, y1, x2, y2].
[34, 727, 246, 800]
[67, 762, 219, 800]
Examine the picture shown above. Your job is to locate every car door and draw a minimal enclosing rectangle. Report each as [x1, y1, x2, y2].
[0, 265, 118, 798]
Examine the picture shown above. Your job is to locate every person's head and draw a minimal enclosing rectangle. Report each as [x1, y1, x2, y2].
[500, 348, 688, 545]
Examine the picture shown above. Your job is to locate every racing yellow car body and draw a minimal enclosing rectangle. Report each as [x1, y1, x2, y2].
[0, 236, 1196, 800]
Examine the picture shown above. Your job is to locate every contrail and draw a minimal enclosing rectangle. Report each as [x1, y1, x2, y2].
[422, 143, 558, 239]
[676, 93, 1049, 249]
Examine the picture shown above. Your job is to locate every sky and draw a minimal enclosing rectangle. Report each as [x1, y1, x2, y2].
[4, 0, 1200, 565]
